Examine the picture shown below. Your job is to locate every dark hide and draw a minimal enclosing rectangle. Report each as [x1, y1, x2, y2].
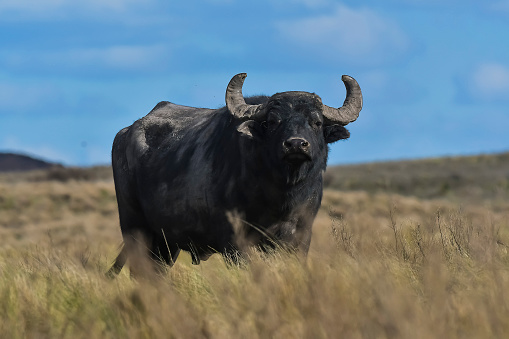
[108, 92, 350, 275]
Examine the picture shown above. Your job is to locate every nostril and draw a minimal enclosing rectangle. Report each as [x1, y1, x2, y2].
[284, 138, 310, 150]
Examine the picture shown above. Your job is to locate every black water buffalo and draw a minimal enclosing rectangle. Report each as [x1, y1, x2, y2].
[108, 73, 362, 275]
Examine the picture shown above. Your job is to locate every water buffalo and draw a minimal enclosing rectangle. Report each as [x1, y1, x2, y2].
[108, 73, 362, 275]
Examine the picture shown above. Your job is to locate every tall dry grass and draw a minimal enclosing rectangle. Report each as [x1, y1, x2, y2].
[0, 179, 508, 338]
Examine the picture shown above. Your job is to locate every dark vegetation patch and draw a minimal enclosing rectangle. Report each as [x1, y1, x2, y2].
[0, 152, 60, 172]
[0, 165, 113, 182]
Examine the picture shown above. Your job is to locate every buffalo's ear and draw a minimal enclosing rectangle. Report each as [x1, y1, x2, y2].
[324, 125, 350, 143]
[237, 120, 264, 140]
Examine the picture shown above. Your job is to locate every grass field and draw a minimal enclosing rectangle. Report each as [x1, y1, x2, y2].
[0, 154, 508, 338]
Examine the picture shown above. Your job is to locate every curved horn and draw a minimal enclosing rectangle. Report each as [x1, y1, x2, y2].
[225, 73, 265, 120]
[323, 75, 363, 126]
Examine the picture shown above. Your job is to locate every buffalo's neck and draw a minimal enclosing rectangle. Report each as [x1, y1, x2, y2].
[266, 169, 322, 211]
[237, 154, 324, 227]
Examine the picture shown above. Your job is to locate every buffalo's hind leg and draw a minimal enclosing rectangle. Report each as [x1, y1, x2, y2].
[106, 244, 129, 278]
[106, 233, 142, 278]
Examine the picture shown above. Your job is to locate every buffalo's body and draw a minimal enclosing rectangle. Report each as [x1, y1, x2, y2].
[108, 74, 362, 275]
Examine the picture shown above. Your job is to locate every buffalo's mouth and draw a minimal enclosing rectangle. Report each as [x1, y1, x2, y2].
[283, 152, 312, 164]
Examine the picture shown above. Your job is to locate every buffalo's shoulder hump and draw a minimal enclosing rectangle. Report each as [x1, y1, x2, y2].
[244, 95, 269, 105]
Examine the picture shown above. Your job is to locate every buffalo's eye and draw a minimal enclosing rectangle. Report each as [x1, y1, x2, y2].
[267, 113, 281, 129]
[314, 121, 323, 128]
[268, 119, 281, 128]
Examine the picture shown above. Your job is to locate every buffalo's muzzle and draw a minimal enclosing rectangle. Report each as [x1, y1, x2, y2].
[283, 138, 311, 163]
[283, 137, 309, 151]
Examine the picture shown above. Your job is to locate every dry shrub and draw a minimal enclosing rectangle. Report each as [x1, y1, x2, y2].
[0, 180, 509, 338]
[0, 181, 119, 247]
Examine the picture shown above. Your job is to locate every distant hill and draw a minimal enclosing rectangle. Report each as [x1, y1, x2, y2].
[1, 151, 508, 201]
[0, 152, 60, 172]
[324, 152, 509, 201]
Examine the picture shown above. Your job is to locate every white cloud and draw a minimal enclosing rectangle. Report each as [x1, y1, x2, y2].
[2, 45, 170, 74]
[270, 0, 332, 8]
[276, 5, 410, 65]
[0, 82, 57, 111]
[489, 0, 509, 12]
[487, 0, 509, 18]
[360, 71, 425, 105]
[204, 0, 236, 4]
[466, 63, 509, 102]
[0, 0, 154, 21]
[59, 45, 169, 70]
[0, 0, 148, 12]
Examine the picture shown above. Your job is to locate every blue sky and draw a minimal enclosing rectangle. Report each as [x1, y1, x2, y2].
[1, 0, 508, 166]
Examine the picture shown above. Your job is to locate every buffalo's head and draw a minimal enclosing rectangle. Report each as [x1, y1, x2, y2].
[226, 73, 363, 185]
